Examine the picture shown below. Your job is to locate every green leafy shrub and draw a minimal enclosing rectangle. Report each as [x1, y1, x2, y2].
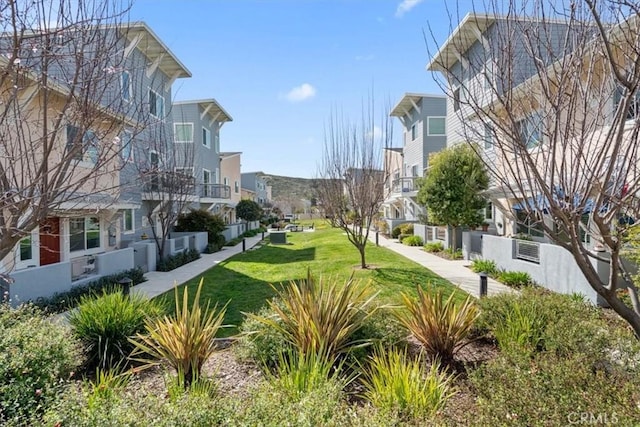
[157, 249, 201, 272]
[492, 297, 547, 359]
[399, 223, 414, 235]
[0, 303, 81, 425]
[363, 347, 456, 421]
[497, 270, 533, 288]
[402, 235, 423, 246]
[130, 279, 227, 388]
[69, 288, 165, 370]
[424, 242, 444, 253]
[470, 258, 499, 276]
[32, 267, 146, 314]
[246, 272, 379, 362]
[391, 224, 405, 239]
[467, 353, 640, 426]
[397, 288, 478, 363]
[175, 208, 227, 252]
[442, 247, 463, 260]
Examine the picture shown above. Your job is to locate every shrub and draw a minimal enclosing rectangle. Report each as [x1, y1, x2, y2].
[469, 258, 499, 276]
[497, 270, 533, 288]
[443, 247, 463, 260]
[246, 272, 379, 361]
[492, 297, 547, 359]
[363, 347, 456, 421]
[69, 288, 165, 370]
[391, 225, 404, 239]
[467, 353, 640, 426]
[130, 278, 227, 388]
[401, 235, 423, 246]
[32, 267, 146, 314]
[397, 233, 411, 242]
[175, 208, 226, 251]
[397, 287, 479, 363]
[399, 223, 414, 235]
[0, 303, 81, 425]
[156, 249, 201, 272]
[424, 242, 444, 253]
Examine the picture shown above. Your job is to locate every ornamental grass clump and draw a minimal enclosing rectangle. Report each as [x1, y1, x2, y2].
[247, 271, 379, 361]
[397, 287, 479, 363]
[362, 347, 456, 421]
[69, 287, 165, 370]
[130, 279, 227, 388]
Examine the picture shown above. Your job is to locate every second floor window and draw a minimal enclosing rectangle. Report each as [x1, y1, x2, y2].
[174, 123, 193, 143]
[453, 88, 461, 112]
[149, 89, 165, 118]
[516, 111, 543, 150]
[66, 124, 98, 164]
[484, 123, 493, 149]
[121, 71, 131, 101]
[411, 124, 417, 140]
[614, 86, 640, 121]
[202, 127, 211, 148]
[121, 132, 133, 162]
[234, 180, 239, 193]
[427, 117, 446, 135]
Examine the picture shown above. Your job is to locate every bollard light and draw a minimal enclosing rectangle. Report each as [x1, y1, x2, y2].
[242, 238, 246, 252]
[118, 277, 132, 297]
[376, 231, 379, 246]
[479, 272, 488, 298]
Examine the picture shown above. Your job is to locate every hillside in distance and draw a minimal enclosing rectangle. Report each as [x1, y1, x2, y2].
[260, 173, 317, 201]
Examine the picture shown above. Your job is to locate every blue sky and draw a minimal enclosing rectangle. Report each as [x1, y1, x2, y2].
[129, 0, 477, 178]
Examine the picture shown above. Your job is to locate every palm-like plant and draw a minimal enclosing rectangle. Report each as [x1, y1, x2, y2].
[247, 271, 378, 361]
[129, 279, 227, 388]
[397, 287, 479, 363]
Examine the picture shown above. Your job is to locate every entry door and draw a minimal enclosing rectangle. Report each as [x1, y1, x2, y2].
[39, 217, 61, 265]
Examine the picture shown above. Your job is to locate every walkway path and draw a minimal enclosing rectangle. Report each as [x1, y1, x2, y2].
[370, 233, 514, 298]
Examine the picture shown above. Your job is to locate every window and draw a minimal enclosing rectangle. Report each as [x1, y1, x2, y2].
[203, 169, 211, 197]
[175, 167, 194, 176]
[453, 88, 460, 112]
[483, 62, 492, 90]
[223, 177, 229, 186]
[215, 133, 220, 152]
[411, 164, 418, 177]
[149, 89, 165, 118]
[484, 202, 493, 220]
[174, 123, 193, 143]
[613, 86, 640, 120]
[149, 150, 160, 168]
[483, 123, 493, 149]
[66, 125, 98, 164]
[121, 71, 131, 101]
[411, 124, 417, 140]
[516, 111, 543, 150]
[202, 127, 211, 148]
[515, 211, 544, 237]
[19, 236, 32, 261]
[70, 217, 100, 252]
[234, 180, 239, 193]
[121, 132, 133, 162]
[427, 117, 446, 135]
[122, 209, 134, 233]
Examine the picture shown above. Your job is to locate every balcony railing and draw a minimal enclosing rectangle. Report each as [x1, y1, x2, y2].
[389, 177, 419, 194]
[142, 171, 195, 195]
[199, 184, 231, 199]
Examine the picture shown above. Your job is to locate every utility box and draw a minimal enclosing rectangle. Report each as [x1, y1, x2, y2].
[269, 231, 288, 245]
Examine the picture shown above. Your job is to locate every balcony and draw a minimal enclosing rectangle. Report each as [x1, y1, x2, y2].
[141, 171, 196, 200]
[389, 177, 419, 195]
[199, 184, 231, 200]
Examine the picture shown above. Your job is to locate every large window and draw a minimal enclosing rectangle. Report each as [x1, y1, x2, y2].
[121, 132, 133, 162]
[427, 117, 446, 135]
[121, 71, 131, 101]
[202, 127, 211, 148]
[516, 111, 543, 150]
[149, 89, 165, 118]
[122, 209, 134, 233]
[174, 123, 193, 143]
[66, 125, 98, 164]
[70, 217, 100, 252]
[19, 236, 32, 261]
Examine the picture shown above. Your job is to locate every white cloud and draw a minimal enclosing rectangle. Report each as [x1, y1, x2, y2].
[395, 0, 424, 17]
[283, 83, 316, 102]
[355, 54, 375, 61]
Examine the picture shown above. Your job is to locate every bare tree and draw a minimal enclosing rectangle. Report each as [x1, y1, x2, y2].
[0, 0, 138, 270]
[316, 100, 392, 269]
[428, 0, 640, 336]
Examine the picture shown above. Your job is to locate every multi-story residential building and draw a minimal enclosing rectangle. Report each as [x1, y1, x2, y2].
[171, 99, 233, 217]
[381, 93, 447, 230]
[1, 22, 192, 302]
[241, 172, 270, 205]
[220, 152, 243, 224]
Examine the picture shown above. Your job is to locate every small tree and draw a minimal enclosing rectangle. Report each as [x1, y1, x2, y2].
[315, 98, 392, 269]
[417, 144, 489, 249]
[175, 209, 226, 252]
[236, 199, 263, 226]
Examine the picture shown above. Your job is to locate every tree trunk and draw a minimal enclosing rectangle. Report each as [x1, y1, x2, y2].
[358, 244, 367, 269]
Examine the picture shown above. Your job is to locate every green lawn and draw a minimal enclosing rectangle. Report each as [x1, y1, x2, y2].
[160, 224, 466, 336]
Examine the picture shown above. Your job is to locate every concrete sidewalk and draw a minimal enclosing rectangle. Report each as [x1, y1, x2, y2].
[371, 233, 514, 298]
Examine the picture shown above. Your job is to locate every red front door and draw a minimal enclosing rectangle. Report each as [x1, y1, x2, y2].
[39, 217, 61, 266]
